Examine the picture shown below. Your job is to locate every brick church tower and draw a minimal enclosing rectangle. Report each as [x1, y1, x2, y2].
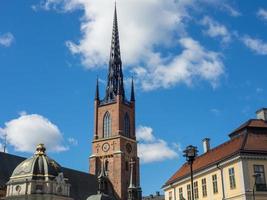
[89, 4, 142, 200]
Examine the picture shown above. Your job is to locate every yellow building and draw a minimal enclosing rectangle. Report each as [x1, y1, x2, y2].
[163, 108, 267, 200]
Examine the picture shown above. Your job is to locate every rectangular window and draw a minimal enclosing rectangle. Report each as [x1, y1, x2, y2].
[168, 191, 172, 200]
[229, 167, 236, 189]
[178, 187, 183, 200]
[187, 184, 191, 200]
[254, 165, 267, 191]
[193, 181, 199, 199]
[212, 174, 218, 194]
[201, 178, 207, 197]
[254, 165, 266, 184]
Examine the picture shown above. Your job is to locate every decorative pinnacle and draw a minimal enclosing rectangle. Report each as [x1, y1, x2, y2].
[128, 158, 136, 189]
[97, 159, 108, 194]
[95, 77, 99, 101]
[130, 77, 135, 102]
[35, 144, 46, 156]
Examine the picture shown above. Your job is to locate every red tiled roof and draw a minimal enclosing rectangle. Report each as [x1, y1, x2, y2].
[243, 133, 267, 152]
[164, 119, 267, 187]
[229, 119, 267, 137]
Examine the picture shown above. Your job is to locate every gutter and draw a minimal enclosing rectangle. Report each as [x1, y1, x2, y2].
[170, 184, 176, 200]
[216, 163, 225, 200]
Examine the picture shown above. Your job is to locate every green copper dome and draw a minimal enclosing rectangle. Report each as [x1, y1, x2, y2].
[11, 144, 62, 180]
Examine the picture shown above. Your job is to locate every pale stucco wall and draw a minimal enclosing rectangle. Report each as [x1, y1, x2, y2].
[242, 158, 267, 200]
[164, 156, 267, 200]
[164, 158, 247, 200]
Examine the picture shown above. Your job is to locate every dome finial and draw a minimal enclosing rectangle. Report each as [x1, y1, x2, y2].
[35, 144, 46, 156]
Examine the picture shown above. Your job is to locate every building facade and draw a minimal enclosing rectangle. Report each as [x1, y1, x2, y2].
[89, 4, 141, 200]
[163, 108, 267, 200]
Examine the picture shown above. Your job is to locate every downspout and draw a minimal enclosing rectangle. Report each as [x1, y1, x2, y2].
[170, 184, 177, 200]
[217, 163, 225, 200]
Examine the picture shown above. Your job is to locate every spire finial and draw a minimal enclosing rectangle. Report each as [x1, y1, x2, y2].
[95, 77, 99, 101]
[131, 77, 135, 102]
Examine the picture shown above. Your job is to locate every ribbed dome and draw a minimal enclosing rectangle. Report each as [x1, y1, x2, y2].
[11, 144, 62, 180]
[86, 193, 117, 200]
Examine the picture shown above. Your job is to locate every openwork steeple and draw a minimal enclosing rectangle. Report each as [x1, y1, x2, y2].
[105, 3, 125, 102]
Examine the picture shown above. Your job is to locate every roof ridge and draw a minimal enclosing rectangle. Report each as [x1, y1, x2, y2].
[195, 134, 243, 160]
[163, 135, 245, 187]
[229, 118, 267, 136]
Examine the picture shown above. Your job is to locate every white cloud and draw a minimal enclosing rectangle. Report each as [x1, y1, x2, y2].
[136, 125, 178, 164]
[36, 0, 225, 90]
[0, 129, 7, 152]
[257, 8, 267, 22]
[63, 0, 190, 68]
[201, 16, 231, 43]
[68, 137, 78, 146]
[1, 113, 68, 153]
[210, 108, 220, 115]
[241, 35, 267, 55]
[138, 140, 178, 164]
[198, 1, 241, 17]
[133, 37, 224, 90]
[19, 110, 27, 116]
[172, 142, 182, 152]
[0, 32, 14, 47]
[0, 143, 4, 152]
[222, 4, 241, 17]
[136, 126, 155, 142]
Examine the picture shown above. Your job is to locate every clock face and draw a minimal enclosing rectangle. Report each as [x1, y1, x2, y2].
[126, 143, 132, 153]
[102, 143, 110, 152]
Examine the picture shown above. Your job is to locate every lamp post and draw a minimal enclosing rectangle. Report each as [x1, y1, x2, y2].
[183, 145, 198, 200]
[252, 173, 260, 200]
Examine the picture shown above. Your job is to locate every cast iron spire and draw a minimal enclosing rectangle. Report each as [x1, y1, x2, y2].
[105, 2, 125, 102]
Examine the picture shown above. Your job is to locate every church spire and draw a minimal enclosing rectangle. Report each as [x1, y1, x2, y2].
[105, 2, 125, 102]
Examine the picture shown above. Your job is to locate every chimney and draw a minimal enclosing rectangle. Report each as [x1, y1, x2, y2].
[256, 108, 267, 121]
[202, 138, 210, 153]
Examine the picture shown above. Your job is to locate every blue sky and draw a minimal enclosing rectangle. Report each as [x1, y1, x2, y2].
[1, 0, 267, 196]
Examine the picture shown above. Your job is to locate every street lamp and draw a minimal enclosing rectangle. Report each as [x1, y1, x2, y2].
[183, 145, 198, 200]
[252, 173, 260, 200]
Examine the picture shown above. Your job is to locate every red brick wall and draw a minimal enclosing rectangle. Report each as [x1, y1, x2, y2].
[89, 96, 139, 200]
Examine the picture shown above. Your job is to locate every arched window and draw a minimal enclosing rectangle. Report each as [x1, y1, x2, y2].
[103, 112, 111, 138]
[124, 113, 130, 137]
[105, 160, 109, 172]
